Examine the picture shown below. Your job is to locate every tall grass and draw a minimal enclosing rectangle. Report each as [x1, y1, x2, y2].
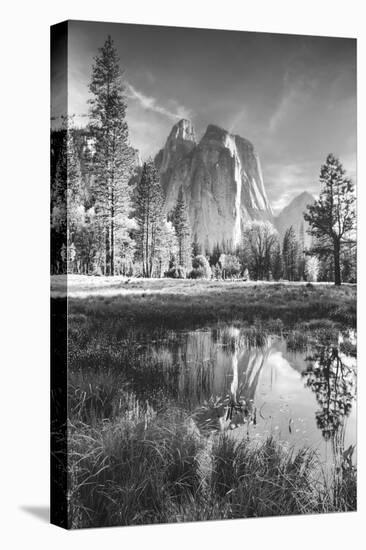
[63, 283, 357, 528]
[68, 402, 356, 528]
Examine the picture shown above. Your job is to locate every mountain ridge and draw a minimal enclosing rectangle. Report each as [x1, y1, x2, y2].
[156, 119, 273, 252]
[274, 191, 315, 246]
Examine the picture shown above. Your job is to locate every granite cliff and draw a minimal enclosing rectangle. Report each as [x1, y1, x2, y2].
[155, 119, 273, 252]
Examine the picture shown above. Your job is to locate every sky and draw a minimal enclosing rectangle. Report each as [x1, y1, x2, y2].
[52, 20, 357, 214]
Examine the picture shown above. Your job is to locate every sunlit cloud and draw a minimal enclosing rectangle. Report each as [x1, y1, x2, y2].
[268, 72, 315, 134]
[264, 161, 320, 214]
[126, 82, 192, 122]
[229, 108, 247, 134]
[63, 23, 356, 214]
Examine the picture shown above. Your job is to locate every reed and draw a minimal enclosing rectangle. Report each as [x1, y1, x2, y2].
[67, 395, 356, 528]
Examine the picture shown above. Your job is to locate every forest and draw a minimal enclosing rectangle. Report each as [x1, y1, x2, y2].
[51, 36, 356, 285]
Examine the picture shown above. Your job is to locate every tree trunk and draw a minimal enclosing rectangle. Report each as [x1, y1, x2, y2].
[334, 239, 341, 286]
[145, 217, 149, 278]
[105, 227, 110, 276]
[111, 189, 114, 276]
[110, 217, 114, 276]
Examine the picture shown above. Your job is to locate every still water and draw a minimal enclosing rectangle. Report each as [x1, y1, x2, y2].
[130, 326, 356, 462]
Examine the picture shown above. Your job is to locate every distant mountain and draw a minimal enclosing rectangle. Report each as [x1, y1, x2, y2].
[155, 119, 273, 252]
[274, 191, 315, 247]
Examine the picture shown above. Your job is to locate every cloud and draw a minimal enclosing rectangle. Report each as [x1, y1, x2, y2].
[340, 152, 357, 184]
[265, 161, 320, 214]
[268, 88, 298, 133]
[125, 82, 192, 122]
[268, 71, 316, 134]
[228, 108, 247, 134]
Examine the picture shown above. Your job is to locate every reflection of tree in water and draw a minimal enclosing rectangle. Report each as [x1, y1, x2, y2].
[302, 337, 356, 442]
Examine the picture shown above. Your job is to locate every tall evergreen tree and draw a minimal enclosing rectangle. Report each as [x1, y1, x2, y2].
[172, 187, 192, 270]
[51, 119, 83, 273]
[154, 221, 178, 277]
[297, 221, 306, 280]
[282, 226, 298, 281]
[304, 154, 356, 285]
[272, 241, 283, 281]
[135, 160, 164, 277]
[192, 234, 202, 257]
[51, 127, 68, 274]
[88, 35, 134, 275]
[210, 243, 222, 266]
[66, 131, 83, 253]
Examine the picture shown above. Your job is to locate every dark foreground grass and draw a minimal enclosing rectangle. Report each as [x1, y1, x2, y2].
[68, 405, 356, 528]
[62, 281, 357, 528]
[67, 367, 356, 528]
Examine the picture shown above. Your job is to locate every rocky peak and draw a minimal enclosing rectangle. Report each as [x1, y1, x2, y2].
[201, 124, 254, 151]
[156, 120, 274, 252]
[275, 191, 315, 246]
[169, 118, 196, 143]
[159, 119, 196, 174]
[291, 191, 314, 206]
[277, 192, 315, 219]
[200, 124, 228, 144]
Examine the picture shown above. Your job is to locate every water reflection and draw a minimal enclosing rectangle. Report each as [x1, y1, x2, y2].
[130, 326, 356, 460]
[302, 334, 356, 441]
[192, 327, 265, 433]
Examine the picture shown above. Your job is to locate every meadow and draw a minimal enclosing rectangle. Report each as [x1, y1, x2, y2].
[59, 277, 357, 528]
[58, 276, 356, 331]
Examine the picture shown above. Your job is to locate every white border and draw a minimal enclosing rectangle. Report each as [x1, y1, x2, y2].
[1, 0, 364, 548]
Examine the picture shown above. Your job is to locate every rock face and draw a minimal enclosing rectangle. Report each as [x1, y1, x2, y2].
[274, 191, 315, 247]
[156, 119, 273, 252]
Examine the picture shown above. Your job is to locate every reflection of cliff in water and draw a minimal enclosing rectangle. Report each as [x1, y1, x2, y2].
[142, 328, 269, 413]
[176, 327, 271, 433]
[130, 326, 356, 455]
[302, 333, 356, 442]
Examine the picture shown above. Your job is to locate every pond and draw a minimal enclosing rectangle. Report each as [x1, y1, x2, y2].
[128, 325, 356, 464]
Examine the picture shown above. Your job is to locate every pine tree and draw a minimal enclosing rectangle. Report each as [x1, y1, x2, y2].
[297, 221, 306, 280]
[210, 243, 222, 266]
[135, 160, 164, 277]
[272, 241, 283, 281]
[66, 129, 83, 259]
[192, 234, 202, 257]
[51, 127, 68, 274]
[172, 187, 192, 270]
[51, 118, 83, 274]
[282, 226, 298, 281]
[155, 221, 178, 277]
[304, 154, 356, 285]
[88, 35, 134, 275]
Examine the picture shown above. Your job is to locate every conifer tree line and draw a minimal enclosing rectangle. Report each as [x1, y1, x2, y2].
[51, 36, 356, 285]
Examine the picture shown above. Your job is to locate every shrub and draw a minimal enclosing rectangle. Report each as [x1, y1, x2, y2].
[164, 265, 187, 279]
[219, 253, 241, 279]
[211, 263, 222, 280]
[305, 256, 320, 282]
[189, 255, 211, 279]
